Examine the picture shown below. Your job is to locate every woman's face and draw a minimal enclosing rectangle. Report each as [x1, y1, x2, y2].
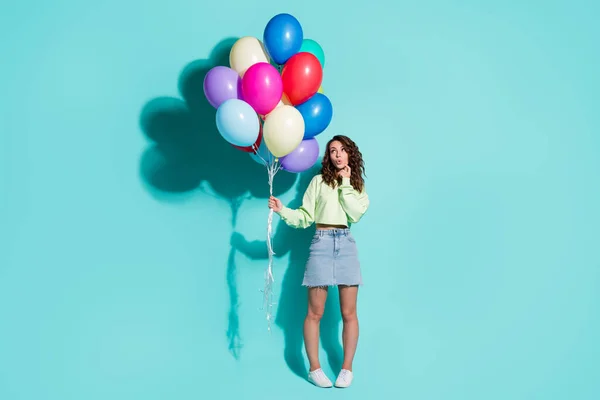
[328, 140, 348, 170]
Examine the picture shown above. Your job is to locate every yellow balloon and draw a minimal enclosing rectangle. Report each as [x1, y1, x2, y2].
[318, 86, 324, 94]
[229, 37, 270, 77]
[263, 105, 305, 157]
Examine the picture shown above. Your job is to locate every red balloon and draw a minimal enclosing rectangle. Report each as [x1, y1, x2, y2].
[232, 120, 263, 153]
[281, 52, 323, 105]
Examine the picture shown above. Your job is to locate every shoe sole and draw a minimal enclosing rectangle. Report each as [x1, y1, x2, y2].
[308, 380, 333, 388]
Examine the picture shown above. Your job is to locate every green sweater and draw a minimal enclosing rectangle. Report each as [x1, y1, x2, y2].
[278, 174, 370, 229]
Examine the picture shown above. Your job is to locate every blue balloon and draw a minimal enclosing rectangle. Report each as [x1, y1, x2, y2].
[263, 13, 303, 65]
[249, 136, 276, 165]
[215, 99, 260, 147]
[295, 93, 333, 139]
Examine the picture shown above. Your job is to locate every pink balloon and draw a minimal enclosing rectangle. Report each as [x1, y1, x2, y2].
[241, 62, 283, 115]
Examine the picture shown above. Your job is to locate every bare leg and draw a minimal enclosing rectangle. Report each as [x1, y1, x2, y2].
[339, 285, 359, 371]
[304, 286, 328, 372]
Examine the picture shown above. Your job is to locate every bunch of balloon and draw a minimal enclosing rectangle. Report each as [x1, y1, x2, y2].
[203, 13, 333, 331]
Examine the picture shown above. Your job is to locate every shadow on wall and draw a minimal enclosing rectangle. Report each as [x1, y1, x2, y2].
[137, 38, 298, 360]
[231, 163, 343, 380]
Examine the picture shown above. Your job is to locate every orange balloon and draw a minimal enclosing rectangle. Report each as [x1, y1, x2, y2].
[281, 93, 292, 105]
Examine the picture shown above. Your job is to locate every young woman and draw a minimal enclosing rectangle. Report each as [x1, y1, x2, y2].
[268, 135, 370, 388]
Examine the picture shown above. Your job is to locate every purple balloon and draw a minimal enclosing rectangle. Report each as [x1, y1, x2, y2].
[203, 66, 242, 108]
[280, 138, 320, 173]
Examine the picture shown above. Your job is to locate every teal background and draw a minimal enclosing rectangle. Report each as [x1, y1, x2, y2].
[1, 0, 599, 399]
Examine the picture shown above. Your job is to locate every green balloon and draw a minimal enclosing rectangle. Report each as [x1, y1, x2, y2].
[300, 39, 325, 68]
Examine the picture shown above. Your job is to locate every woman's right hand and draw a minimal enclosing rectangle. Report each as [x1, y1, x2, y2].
[268, 196, 282, 212]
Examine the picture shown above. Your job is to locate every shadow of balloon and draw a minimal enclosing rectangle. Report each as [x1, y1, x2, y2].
[138, 37, 297, 360]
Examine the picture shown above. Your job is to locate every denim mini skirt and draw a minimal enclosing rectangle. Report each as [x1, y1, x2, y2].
[302, 228, 362, 287]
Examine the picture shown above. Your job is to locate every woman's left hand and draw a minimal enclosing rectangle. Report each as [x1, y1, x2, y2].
[339, 165, 351, 178]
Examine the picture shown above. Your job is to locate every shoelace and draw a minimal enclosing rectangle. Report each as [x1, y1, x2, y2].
[338, 370, 351, 382]
[313, 369, 326, 380]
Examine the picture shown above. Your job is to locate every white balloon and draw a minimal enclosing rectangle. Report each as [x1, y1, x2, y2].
[229, 37, 270, 77]
[263, 105, 305, 157]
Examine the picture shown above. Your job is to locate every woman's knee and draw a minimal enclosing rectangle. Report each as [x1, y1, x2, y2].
[307, 307, 324, 322]
[341, 308, 357, 323]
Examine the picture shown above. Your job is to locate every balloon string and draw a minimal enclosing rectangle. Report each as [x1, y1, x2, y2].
[255, 147, 279, 332]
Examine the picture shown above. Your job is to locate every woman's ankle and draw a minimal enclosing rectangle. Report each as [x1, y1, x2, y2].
[341, 363, 353, 371]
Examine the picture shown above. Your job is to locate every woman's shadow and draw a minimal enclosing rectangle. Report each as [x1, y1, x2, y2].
[231, 164, 343, 379]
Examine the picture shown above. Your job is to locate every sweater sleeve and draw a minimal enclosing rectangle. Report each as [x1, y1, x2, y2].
[338, 177, 369, 223]
[277, 176, 318, 229]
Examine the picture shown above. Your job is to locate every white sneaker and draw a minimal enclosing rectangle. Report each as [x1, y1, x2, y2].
[307, 368, 333, 388]
[334, 369, 353, 388]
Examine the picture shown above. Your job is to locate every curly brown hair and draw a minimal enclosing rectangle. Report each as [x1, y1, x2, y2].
[321, 135, 365, 192]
